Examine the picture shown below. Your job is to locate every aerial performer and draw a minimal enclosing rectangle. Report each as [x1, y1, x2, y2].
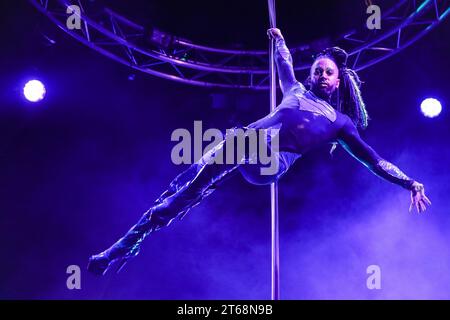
[87, 28, 431, 276]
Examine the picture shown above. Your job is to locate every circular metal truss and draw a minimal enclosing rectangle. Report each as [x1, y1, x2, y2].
[30, 0, 449, 90]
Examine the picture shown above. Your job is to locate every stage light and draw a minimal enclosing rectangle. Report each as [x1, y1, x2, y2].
[23, 80, 46, 102]
[420, 98, 442, 118]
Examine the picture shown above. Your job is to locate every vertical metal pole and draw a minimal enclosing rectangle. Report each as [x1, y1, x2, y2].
[267, 0, 279, 301]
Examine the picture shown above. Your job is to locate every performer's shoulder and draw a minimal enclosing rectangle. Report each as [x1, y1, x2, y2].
[289, 81, 306, 94]
[334, 111, 354, 133]
[297, 81, 307, 90]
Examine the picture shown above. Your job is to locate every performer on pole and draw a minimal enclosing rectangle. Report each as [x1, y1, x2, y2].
[88, 28, 431, 276]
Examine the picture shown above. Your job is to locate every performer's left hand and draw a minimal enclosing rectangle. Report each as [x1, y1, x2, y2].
[409, 182, 431, 213]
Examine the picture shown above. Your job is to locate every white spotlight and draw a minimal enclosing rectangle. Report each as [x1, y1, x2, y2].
[23, 80, 46, 102]
[420, 98, 442, 118]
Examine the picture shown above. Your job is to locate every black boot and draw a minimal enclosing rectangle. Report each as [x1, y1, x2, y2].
[87, 205, 164, 276]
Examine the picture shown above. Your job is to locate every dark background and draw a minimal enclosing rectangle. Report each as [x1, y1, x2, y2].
[0, 1, 449, 299]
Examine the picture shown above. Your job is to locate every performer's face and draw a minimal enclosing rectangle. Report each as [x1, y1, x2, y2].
[310, 57, 340, 99]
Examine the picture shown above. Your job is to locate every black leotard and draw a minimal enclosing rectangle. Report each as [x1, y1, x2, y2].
[246, 38, 416, 190]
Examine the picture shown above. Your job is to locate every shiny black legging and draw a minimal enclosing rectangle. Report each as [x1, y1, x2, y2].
[92, 127, 300, 263]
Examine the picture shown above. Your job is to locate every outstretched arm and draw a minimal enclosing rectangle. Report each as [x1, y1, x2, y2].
[337, 117, 431, 213]
[267, 28, 304, 94]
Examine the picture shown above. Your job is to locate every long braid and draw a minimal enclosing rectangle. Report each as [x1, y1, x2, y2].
[340, 68, 369, 129]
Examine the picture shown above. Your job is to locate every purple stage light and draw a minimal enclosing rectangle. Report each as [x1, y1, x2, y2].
[420, 98, 442, 118]
[23, 80, 46, 102]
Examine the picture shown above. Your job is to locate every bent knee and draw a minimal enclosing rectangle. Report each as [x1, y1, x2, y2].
[238, 163, 285, 185]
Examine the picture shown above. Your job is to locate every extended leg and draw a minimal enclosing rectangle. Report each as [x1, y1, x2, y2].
[87, 139, 241, 275]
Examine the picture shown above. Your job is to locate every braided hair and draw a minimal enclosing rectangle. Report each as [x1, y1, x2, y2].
[307, 47, 369, 129]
